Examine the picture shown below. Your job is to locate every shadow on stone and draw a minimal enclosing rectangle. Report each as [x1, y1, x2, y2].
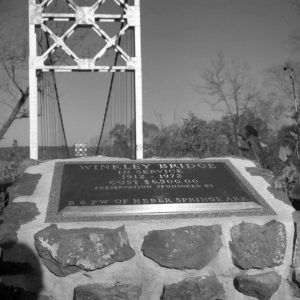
[161, 275, 225, 300]
[0, 242, 44, 299]
[0, 202, 40, 249]
[73, 283, 142, 300]
[7, 173, 41, 203]
[233, 271, 281, 300]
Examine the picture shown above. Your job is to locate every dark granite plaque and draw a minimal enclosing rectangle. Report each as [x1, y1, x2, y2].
[46, 159, 275, 222]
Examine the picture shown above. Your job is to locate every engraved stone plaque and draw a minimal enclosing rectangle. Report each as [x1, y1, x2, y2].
[46, 159, 275, 222]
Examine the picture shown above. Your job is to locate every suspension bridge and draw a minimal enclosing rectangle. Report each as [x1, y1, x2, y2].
[28, 0, 143, 160]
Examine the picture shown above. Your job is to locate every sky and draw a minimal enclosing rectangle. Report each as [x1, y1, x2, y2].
[1, 0, 300, 146]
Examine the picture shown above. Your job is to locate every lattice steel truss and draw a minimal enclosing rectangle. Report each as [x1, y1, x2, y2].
[28, 0, 143, 159]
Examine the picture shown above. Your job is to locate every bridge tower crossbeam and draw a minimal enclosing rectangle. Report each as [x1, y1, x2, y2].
[28, 0, 143, 159]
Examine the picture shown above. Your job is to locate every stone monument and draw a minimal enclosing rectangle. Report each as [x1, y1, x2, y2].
[1, 156, 296, 299]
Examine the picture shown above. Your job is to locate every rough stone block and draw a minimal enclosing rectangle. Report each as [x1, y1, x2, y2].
[229, 220, 286, 269]
[141, 225, 222, 270]
[34, 224, 135, 277]
[161, 275, 225, 300]
[234, 271, 281, 300]
[73, 283, 141, 300]
[293, 222, 300, 267]
[292, 267, 300, 297]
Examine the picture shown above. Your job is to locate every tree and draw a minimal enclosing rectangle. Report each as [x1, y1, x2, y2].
[0, 0, 110, 143]
[198, 53, 259, 153]
[264, 61, 300, 109]
[109, 124, 133, 158]
[179, 113, 207, 156]
[253, 96, 289, 133]
[145, 124, 179, 158]
[146, 113, 232, 158]
[0, 6, 29, 141]
[260, 60, 300, 155]
[143, 122, 160, 158]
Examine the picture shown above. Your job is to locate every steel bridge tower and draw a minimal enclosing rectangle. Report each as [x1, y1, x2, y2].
[28, 0, 143, 159]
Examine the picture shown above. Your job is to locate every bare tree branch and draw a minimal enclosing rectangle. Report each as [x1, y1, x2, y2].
[196, 53, 259, 151]
[0, 88, 29, 141]
[0, 58, 25, 96]
[0, 100, 14, 110]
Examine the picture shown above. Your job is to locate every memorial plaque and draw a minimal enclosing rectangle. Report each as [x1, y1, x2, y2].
[46, 160, 275, 222]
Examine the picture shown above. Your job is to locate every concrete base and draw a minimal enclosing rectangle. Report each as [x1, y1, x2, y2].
[4, 156, 295, 300]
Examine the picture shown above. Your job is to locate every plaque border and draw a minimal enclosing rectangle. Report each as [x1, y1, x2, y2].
[45, 159, 276, 222]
